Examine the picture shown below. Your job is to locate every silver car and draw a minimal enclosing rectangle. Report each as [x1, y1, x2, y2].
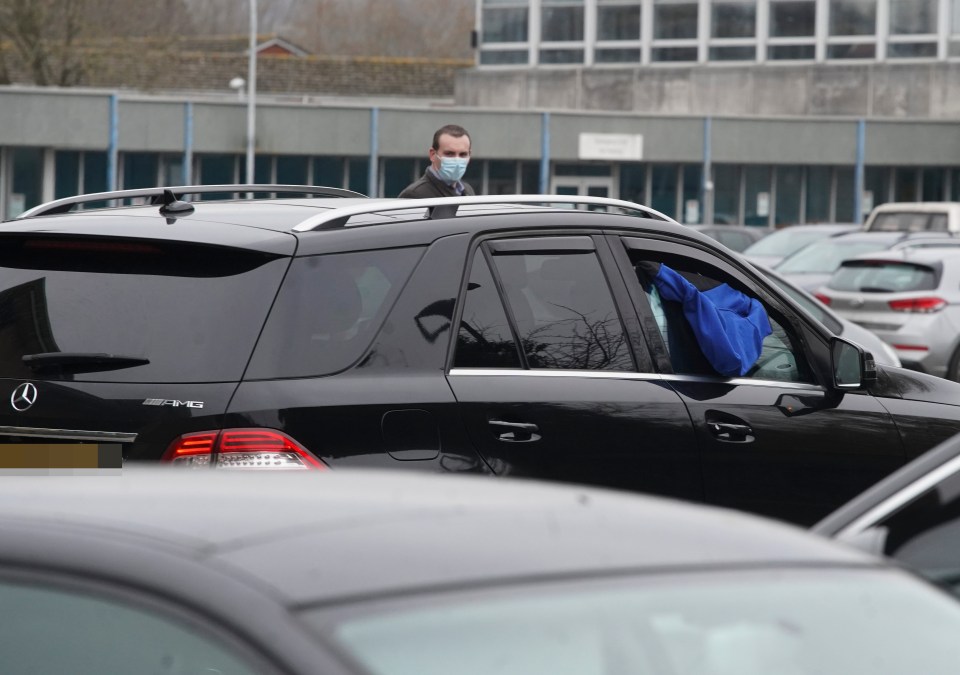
[815, 248, 960, 380]
[743, 223, 857, 268]
[755, 264, 901, 367]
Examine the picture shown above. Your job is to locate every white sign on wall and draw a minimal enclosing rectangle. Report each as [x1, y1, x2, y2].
[578, 133, 644, 161]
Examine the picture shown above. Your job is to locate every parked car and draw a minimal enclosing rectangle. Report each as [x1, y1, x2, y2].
[754, 264, 901, 367]
[774, 230, 949, 291]
[5, 468, 960, 675]
[863, 201, 960, 233]
[814, 248, 960, 380]
[4, 186, 960, 525]
[890, 235, 960, 251]
[742, 223, 858, 268]
[686, 224, 770, 252]
[814, 431, 960, 599]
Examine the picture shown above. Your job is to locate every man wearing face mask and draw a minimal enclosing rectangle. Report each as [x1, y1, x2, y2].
[399, 124, 476, 198]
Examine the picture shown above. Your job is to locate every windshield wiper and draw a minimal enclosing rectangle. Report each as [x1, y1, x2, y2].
[859, 286, 897, 293]
[22, 352, 150, 374]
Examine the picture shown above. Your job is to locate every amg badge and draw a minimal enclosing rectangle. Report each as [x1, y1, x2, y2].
[142, 399, 205, 409]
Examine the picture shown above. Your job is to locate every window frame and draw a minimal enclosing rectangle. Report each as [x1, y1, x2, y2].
[449, 233, 653, 373]
[615, 234, 822, 385]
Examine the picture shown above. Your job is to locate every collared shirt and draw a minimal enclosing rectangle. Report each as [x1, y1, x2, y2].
[427, 166, 467, 196]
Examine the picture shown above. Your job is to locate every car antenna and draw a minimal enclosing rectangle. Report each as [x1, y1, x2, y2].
[158, 189, 195, 217]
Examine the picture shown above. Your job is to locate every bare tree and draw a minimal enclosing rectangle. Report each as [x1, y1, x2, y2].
[0, 0, 194, 86]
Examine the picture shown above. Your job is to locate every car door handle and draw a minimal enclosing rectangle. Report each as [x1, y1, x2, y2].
[708, 422, 754, 443]
[488, 419, 541, 443]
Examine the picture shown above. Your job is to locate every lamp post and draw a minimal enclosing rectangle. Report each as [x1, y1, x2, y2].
[245, 0, 258, 185]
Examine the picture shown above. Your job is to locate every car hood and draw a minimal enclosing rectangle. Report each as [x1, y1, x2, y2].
[880, 365, 960, 407]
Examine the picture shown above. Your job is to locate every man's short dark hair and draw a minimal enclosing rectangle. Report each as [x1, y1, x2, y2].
[432, 124, 471, 150]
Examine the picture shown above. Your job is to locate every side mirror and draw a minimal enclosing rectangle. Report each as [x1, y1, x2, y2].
[831, 337, 877, 389]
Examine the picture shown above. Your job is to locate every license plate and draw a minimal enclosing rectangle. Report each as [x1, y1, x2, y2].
[0, 443, 122, 469]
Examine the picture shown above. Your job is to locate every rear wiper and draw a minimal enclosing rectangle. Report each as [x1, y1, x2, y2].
[22, 352, 150, 374]
[859, 286, 896, 293]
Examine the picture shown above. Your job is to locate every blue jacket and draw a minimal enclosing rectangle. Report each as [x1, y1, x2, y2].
[651, 264, 772, 377]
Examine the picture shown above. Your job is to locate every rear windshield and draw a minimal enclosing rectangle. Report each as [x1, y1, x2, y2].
[246, 246, 424, 379]
[869, 212, 949, 233]
[776, 240, 893, 274]
[828, 261, 939, 293]
[0, 237, 288, 383]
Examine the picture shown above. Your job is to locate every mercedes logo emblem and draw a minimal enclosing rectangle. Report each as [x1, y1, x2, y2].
[11, 382, 38, 412]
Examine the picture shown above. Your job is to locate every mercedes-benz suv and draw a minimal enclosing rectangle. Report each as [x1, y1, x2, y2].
[3, 184, 960, 524]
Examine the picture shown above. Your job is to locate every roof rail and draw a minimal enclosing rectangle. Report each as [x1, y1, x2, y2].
[18, 184, 366, 219]
[292, 195, 678, 232]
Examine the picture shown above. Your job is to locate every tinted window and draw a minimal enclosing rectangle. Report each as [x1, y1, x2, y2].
[828, 262, 938, 292]
[871, 461, 960, 594]
[454, 250, 522, 368]
[248, 247, 423, 379]
[0, 580, 260, 674]
[490, 251, 633, 371]
[0, 237, 287, 383]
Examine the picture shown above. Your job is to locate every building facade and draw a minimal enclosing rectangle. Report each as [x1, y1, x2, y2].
[1, 2, 960, 227]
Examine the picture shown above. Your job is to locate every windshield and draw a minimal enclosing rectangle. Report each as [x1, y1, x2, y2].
[303, 568, 960, 675]
[744, 229, 844, 257]
[776, 240, 893, 274]
[829, 262, 939, 293]
[0, 237, 287, 383]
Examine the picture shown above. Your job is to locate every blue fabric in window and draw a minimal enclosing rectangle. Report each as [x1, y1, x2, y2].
[651, 264, 772, 377]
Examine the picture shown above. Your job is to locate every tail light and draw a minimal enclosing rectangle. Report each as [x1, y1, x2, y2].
[888, 297, 947, 313]
[813, 293, 831, 306]
[162, 429, 328, 470]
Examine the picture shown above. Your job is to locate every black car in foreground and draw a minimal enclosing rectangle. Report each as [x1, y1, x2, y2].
[3, 469, 960, 675]
[814, 431, 960, 597]
[3, 185, 960, 524]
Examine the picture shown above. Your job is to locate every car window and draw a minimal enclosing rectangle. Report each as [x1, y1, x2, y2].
[870, 212, 943, 232]
[867, 463, 960, 595]
[632, 253, 814, 383]
[0, 238, 288, 383]
[454, 249, 522, 368]
[776, 240, 894, 273]
[0, 580, 262, 675]
[489, 249, 634, 371]
[247, 246, 424, 379]
[305, 568, 960, 675]
[744, 228, 842, 257]
[828, 262, 939, 293]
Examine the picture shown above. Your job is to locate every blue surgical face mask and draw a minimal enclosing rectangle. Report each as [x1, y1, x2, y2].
[437, 156, 469, 183]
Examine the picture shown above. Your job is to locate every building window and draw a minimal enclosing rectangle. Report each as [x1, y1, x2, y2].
[199, 154, 238, 186]
[488, 160, 520, 194]
[828, 0, 877, 60]
[951, 0, 960, 56]
[277, 155, 309, 185]
[653, 0, 699, 61]
[713, 165, 741, 224]
[314, 157, 345, 188]
[922, 168, 945, 201]
[712, 0, 756, 38]
[805, 166, 832, 223]
[682, 165, 702, 223]
[8, 148, 43, 218]
[775, 166, 802, 226]
[598, 0, 641, 40]
[541, 0, 585, 63]
[651, 165, 679, 220]
[481, 0, 530, 65]
[887, 0, 938, 59]
[768, 0, 815, 60]
[744, 165, 771, 226]
[620, 164, 646, 205]
[595, 0, 641, 63]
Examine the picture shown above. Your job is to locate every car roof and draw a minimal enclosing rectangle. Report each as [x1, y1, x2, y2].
[3, 196, 700, 255]
[0, 470, 869, 606]
[842, 247, 960, 264]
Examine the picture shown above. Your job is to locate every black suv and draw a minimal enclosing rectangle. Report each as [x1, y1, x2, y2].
[3, 185, 960, 524]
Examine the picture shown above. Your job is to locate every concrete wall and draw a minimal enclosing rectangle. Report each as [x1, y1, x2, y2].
[456, 62, 960, 120]
[0, 86, 958, 168]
